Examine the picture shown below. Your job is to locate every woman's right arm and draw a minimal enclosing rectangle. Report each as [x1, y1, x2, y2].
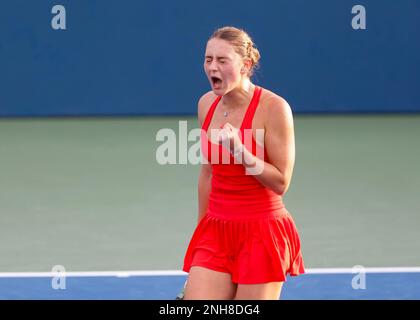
[196, 92, 214, 225]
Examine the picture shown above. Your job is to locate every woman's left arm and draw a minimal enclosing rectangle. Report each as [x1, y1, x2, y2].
[227, 96, 295, 195]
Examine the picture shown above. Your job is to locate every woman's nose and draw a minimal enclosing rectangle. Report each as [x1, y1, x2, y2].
[208, 60, 218, 71]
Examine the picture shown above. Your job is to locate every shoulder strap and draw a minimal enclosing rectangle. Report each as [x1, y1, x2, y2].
[201, 95, 222, 131]
[241, 86, 262, 130]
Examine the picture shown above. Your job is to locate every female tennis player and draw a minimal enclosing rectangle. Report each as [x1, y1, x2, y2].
[181, 26, 305, 300]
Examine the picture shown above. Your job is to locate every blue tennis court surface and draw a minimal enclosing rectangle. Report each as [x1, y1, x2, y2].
[1, 269, 419, 300]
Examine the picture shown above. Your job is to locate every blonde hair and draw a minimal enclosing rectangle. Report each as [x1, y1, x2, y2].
[209, 26, 261, 77]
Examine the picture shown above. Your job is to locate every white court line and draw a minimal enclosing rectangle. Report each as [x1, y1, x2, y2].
[0, 267, 420, 278]
[0, 270, 185, 278]
[305, 267, 420, 274]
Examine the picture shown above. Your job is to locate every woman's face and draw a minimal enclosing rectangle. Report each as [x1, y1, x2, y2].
[204, 38, 244, 95]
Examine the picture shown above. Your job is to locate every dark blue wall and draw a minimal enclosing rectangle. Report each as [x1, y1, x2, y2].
[1, 0, 419, 116]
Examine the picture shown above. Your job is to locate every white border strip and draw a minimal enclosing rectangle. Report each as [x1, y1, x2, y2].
[0, 267, 419, 278]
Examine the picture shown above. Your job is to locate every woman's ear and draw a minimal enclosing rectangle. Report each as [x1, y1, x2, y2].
[241, 59, 252, 75]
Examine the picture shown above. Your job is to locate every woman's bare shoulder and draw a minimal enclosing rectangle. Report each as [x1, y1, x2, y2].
[197, 91, 218, 126]
[259, 88, 293, 122]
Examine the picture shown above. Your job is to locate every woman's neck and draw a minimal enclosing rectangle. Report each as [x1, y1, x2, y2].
[221, 78, 255, 110]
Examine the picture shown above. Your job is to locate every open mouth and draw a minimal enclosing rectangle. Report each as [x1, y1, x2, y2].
[211, 76, 223, 88]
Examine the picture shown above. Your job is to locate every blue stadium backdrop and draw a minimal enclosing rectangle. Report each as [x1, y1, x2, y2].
[0, 0, 419, 116]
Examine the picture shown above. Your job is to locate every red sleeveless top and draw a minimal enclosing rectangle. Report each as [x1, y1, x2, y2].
[201, 86, 286, 219]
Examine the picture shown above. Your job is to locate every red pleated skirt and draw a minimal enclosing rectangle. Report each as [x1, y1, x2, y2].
[182, 208, 305, 284]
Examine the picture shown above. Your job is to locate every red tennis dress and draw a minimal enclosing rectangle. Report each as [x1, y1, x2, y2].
[182, 86, 305, 284]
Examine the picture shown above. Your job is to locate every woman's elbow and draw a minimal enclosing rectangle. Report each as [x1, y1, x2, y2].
[273, 185, 286, 196]
[272, 178, 290, 196]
